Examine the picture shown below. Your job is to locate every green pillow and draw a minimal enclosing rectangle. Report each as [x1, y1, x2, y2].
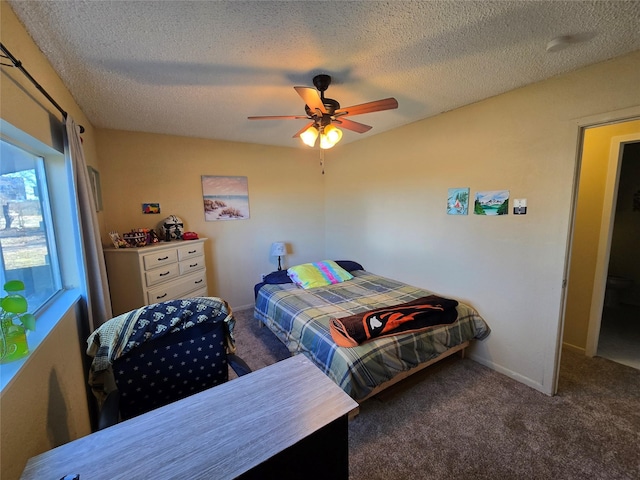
[287, 260, 353, 289]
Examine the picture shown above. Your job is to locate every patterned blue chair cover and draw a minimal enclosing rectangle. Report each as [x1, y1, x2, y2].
[114, 319, 229, 420]
[88, 297, 251, 426]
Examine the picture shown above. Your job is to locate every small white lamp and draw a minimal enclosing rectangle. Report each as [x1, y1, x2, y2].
[270, 242, 287, 271]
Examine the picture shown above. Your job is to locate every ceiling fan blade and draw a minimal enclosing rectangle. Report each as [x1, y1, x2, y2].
[248, 115, 309, 120]
[294, 86, 327, 115]
[293, 122, 315, 138]
[336, 97, 398, 117]
[333, 118, 372, 133]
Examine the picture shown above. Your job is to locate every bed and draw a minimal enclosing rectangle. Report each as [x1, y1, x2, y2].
[254, 261, 490, 403]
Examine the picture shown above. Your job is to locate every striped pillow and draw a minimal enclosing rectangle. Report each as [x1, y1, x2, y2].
[287, 260, 354, 289]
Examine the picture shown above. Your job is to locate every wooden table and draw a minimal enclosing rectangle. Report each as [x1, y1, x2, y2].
[21, 355, 358, 480]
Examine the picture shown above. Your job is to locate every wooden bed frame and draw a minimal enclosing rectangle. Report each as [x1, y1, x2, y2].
[357, 340, 469, 404]
[346, 340, 469, 418]
[260, 316, 470, 415]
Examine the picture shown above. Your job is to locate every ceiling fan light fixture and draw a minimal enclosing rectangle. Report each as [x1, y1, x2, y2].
[249, 74, 397, 148]
[320, 124, 343, 149]
[300, 125, 319, 147]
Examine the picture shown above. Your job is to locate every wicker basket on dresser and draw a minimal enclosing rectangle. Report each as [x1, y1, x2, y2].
[104, 238, 208, 316]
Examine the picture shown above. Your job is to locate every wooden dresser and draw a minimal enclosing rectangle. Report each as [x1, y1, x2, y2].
[104, 238, 208, 315]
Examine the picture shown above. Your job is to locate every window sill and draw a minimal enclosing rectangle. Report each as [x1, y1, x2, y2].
[0, 289, 82, 391]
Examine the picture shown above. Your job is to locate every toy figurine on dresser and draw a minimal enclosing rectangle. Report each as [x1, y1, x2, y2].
[161, 215, 185, 241]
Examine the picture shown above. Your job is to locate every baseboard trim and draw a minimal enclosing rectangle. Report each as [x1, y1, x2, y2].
[562, 342, 586, 355]
[233, 303, 255, 313]
[467, 352, 549, 395]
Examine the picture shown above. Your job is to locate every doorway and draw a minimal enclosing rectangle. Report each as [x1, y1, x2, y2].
[596, 140, 640, 369]
[562, 120, 640, 375]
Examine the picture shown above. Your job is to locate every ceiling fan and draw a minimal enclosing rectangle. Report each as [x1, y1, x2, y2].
[248, 74, 398, 149]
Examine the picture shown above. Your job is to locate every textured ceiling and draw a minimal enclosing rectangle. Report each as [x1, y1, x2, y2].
[7, 0, 640, 149]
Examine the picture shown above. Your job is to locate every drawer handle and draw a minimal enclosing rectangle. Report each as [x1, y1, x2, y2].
[159, 271, 171, 276]
[189, 263, 198, 268]
[195, 279, 203, 284]
[188, 250, 197, 254]
[157, 256, 169, 261]
[156, 293, 168, 299]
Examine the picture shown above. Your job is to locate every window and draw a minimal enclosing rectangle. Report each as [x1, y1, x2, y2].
[0, 139, 62, 313]
[1, 120, 83, 389]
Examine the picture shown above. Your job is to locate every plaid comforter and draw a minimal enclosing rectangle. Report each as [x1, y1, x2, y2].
[254, 270, 490, 401]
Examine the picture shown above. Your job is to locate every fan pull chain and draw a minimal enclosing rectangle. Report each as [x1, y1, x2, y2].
[320, 148, 325, 175]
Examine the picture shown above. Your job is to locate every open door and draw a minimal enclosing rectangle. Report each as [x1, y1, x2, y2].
[585, 133, 640, 356]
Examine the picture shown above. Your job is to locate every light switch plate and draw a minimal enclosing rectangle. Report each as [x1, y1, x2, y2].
[513, 198, 527, 215]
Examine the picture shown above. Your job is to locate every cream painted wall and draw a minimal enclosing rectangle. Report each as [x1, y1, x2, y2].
[563, 120, 640, 352]
[1, 3, 93, 479]
[0, 303, 90, 480]
[0, 3, 98, 171]
[94, 129, 325, 309]
[324, 51, 640, 395]
[2, 0, 639, 475]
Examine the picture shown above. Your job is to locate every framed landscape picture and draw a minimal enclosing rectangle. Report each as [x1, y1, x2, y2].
[474, 190, 509, 215]
[202, 175, 250, 221]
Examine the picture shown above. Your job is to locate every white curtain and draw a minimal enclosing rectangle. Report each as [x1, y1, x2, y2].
[64, 116, 112, 334]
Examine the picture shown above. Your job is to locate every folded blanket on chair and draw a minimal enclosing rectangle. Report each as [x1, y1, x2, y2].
[330, 295, 459, 347]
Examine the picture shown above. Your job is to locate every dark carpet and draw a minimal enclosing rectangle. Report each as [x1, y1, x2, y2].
[231, 308, 640, 480]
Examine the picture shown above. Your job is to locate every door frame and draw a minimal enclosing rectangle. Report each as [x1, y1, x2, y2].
[585, 132, 640, 356]
[554, 106, 640, 394]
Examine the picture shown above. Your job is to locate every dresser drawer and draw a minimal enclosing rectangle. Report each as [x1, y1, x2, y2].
[145, 263, 180, 287]
[142, 249, 178, 270]
[179, 255, 205, 275]
[178, 242, 204, 261]
[146, 270, 207, 304]
[185, 286, 208, 298]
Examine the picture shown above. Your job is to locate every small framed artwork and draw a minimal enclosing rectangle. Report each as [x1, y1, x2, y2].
[447, 188, 470, 215]
[474, 190, 509, 215]
[142, 203, 161, 214]
[87, 166, 103, 212]
[202, 175, 250, 221]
